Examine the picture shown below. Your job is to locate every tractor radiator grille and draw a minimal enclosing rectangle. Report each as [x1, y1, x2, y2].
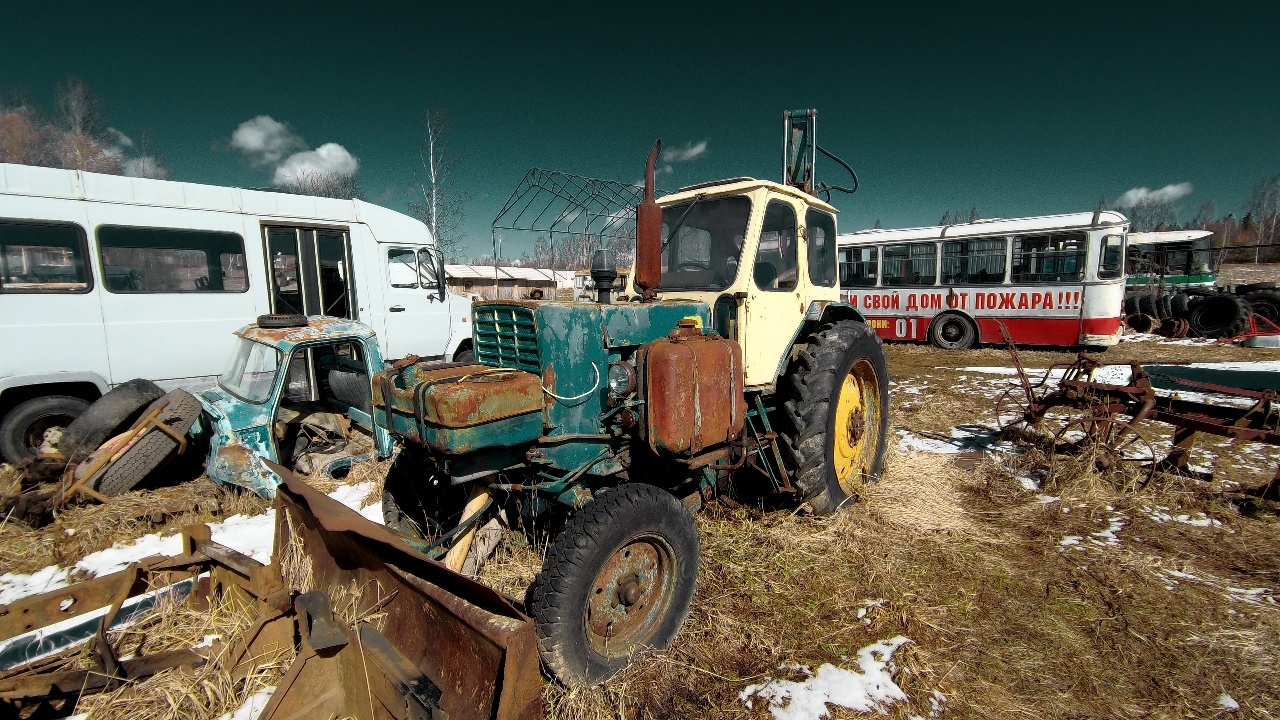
[473, 305, 541, 372]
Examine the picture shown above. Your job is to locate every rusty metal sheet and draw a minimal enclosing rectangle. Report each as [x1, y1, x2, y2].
[271, 462, 543, 720]
[642, 320, 746, 455]
[237, 316, 376, 352]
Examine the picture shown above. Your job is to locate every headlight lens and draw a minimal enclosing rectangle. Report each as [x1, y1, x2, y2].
[607, 361, 635, 395]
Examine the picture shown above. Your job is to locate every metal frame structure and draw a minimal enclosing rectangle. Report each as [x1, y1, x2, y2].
[490, 168, 666, 293]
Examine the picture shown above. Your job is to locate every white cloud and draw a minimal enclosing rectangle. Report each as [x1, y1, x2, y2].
[231, 115, 307, 166]
[1115, 182, 1193, 207]
[272, 143, 360, 184]
[666, 140, 708, 163]
[106, 127, 134, 149]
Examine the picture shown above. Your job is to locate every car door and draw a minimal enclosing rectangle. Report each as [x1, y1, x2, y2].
[263, 225, 356, 319]
[380, 245, 452, 361]
[740, 197, 806, 386]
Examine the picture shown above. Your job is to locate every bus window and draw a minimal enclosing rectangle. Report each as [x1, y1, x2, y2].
[839, 247, 878, 287]
[98, 226, 248, 293]
[882, 242, 937, 286]
[1098, 234, 1124, 279]
[806, 209, 837, 287]
[942, 237, 1006, 284]
[1011, 233, 1085, 283]
[754, 201, 798, 291]
[0, 220, 91, 293]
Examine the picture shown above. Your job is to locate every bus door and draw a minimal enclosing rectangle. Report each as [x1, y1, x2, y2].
[263, 226, 355, 319]
[742, 198, 804, 385]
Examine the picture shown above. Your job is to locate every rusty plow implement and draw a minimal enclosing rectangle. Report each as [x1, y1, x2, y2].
[0, 468, 542, 720]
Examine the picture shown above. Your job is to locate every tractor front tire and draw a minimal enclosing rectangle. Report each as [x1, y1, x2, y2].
[778, 321, 890, 515]
[528, 484, 699, 687]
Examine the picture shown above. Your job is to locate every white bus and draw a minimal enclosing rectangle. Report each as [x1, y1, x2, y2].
[837, 210, 1129, 350]
[0, 163, 474, 463]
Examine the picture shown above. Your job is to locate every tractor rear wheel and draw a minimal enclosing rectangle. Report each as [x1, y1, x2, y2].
[528, 484, 699, 687]
[778, 321, 890, 515]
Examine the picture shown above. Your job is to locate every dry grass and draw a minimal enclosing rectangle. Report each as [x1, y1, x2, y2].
[0, 478, 270, 576]
[72, 584, 294, 720]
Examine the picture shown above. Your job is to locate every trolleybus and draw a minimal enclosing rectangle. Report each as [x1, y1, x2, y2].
[837, 210, 1129, 349]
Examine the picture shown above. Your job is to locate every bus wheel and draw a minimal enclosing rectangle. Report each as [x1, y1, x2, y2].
[929, 313, 977, 350]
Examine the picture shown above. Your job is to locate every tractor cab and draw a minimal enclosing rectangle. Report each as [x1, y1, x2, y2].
[628, 178, 843, 387]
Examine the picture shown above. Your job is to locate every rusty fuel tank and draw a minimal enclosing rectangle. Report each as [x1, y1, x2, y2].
[639, 319, 746, 455]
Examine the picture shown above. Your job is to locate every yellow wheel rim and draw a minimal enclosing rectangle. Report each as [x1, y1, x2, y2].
[833, 359, 881, 495]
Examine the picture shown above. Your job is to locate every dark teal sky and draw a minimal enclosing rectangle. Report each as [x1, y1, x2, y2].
[3, 2, 1278, 259]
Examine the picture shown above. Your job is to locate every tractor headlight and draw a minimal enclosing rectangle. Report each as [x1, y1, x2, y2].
[607, 361, 636, 396]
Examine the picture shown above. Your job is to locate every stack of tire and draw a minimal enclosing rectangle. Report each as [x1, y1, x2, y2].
[1123, 282, 1280, 339]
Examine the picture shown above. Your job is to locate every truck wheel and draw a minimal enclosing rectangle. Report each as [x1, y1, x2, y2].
[57, 379, 165, 467]
[1138, 294, 1160, 319]
[92, 390, 204, 497]
[1243, 289, 1280, 324]
[929, 312, 977, 350]
[1169, 293, 1191, 319]
[453, 345, 476, 364]
[778, 321, 890, 515]
[0, 396, 91, 464]
[1123, 295, 1140, 316]
[1189, 293, 1251, 339]
[528, 483, 699, 687]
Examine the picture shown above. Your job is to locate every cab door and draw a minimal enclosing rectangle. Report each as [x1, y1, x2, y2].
[740, 197, 806, 386]
[380, 245, 452, 361]
[263, 226, 355, 319]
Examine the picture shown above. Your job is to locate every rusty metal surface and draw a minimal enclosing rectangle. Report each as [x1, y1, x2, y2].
[272, 464, 543, 720]
[237, 315, 377, 352]
[634, 141, 663, 298]
[586, 535, 674, 658]
[641, 319, 747, 455]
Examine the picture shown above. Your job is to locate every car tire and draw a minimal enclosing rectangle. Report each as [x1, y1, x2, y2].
[57, 379, 165, 467]
[528, 483, 699, 687]
[92, 390, 204, 497]
[777, 321, 890, 515]
[0, 396, 91, 464]
[1243, 289, 1280, 325]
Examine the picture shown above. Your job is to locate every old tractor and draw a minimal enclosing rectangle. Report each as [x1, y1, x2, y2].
[374, 112, 890, 686]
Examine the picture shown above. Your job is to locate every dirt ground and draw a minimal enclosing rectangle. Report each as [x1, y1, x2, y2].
[3, 333, 1279, 719]
[1219, 263, 1280, 286]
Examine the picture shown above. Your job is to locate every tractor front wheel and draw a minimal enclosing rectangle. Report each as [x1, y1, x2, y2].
[528, 483, 699, 687]
[778, 321, 890, 515]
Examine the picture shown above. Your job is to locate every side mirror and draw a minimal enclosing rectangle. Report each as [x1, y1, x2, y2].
[633, 140, 662, 300]
[437, 252, 447, 302]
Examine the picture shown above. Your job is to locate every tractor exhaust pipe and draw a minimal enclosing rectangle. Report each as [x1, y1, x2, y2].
[633, 140, 662, 300]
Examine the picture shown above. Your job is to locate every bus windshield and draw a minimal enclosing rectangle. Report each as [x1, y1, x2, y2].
[658, 196, 753, 290]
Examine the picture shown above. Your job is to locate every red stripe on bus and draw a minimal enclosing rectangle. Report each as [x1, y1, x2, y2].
[860, 316, 1122, 346]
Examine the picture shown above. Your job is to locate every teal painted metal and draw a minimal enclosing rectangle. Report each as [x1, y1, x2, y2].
[601, 301, 710, 347]
[200, 316, 390, 496]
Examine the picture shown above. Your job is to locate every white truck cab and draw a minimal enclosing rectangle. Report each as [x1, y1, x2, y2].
[0, 163, 473, 463]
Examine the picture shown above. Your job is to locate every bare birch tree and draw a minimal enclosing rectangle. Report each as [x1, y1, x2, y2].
[51, 77, 120, 173]
[409, 109, 468, 259]
[278, 169, 362, 199]
[1246, 173, 1280, 254]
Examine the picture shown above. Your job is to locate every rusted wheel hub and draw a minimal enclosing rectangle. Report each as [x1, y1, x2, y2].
[586, 536, 675, 657]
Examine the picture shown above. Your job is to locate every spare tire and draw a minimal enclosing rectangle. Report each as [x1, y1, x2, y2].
[1243, 289, 1280, 324]
[91, 389, 205, 497]
[1189, 293, 1251, 339]
[1237, 282, 1277, 294]
[1123, 295, 1140, 316]
[257, 313, 309, 328]
[1169, 293, 1191, 319]
[1137, 294, 1161, 319]
[57, 379, 165, 466]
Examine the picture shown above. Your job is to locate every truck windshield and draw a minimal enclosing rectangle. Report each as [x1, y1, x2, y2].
[658, 195, 752, 290]
[219, 337, 283, 404]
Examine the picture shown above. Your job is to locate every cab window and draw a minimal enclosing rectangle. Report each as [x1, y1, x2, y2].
[754, 201, 798, 291]
[806, 209, 837, 287]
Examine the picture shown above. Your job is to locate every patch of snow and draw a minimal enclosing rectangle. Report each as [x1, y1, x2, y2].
[210, 512, 277, 565]
[1090, 515, 1125, 547]
[1141, 506, 1221, 527]
[1059, 536, 1082, 547]
[1217, 693, 1240, 710]
[0, 566, 71, 605]
[1016, 471, 1040, 491]
[897, 429, 960, 455]
[74, 532, 184, 577]
[218, 687, 275, 720]
[856, 599, 887, 622]
[193, 634, 221, 649]
[740, 637, 912, 720]
[1036, 495, 1059, 504]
